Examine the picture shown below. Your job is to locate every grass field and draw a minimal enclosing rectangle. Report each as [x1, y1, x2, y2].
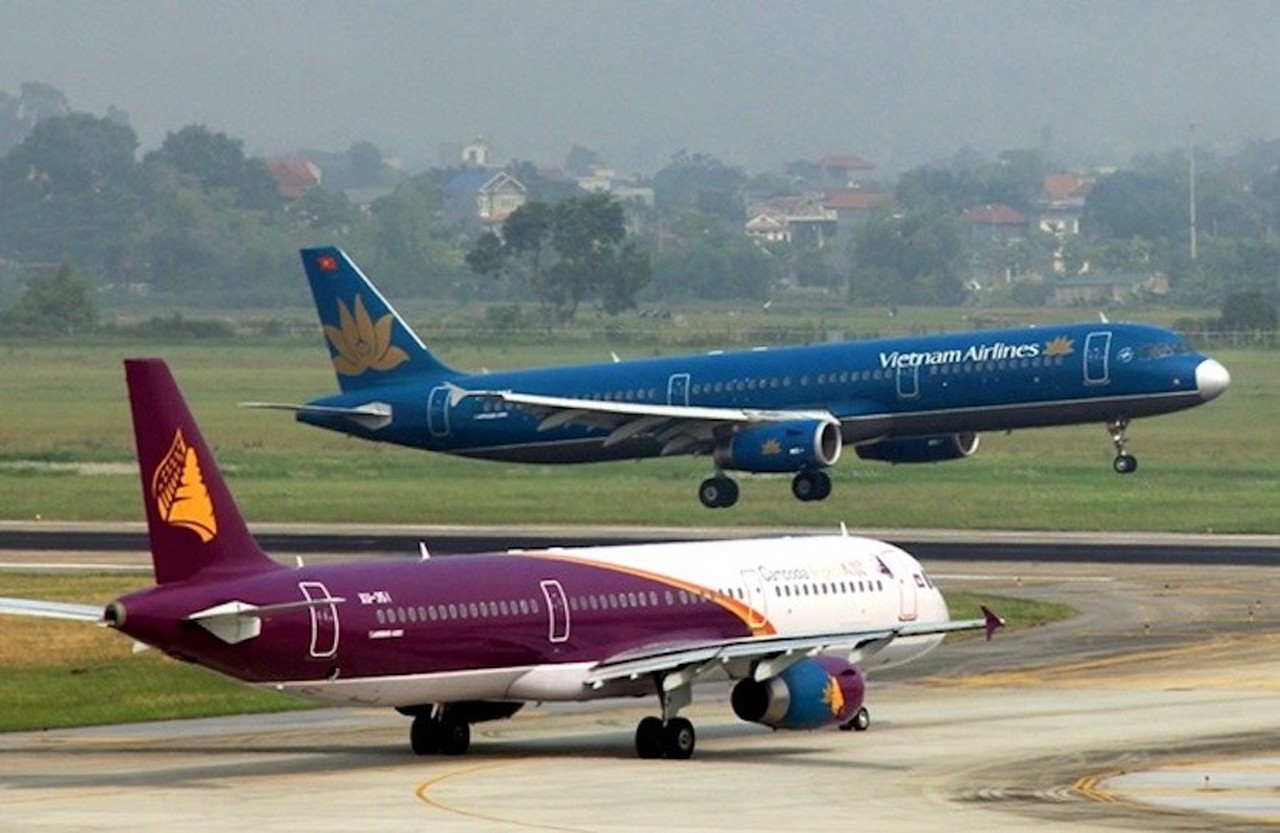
[0, 571, 1068, 732]
[0, 325, 1273, 532]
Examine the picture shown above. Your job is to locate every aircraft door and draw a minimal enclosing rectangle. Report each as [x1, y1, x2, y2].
[897, 573, 919, 622]
[667, 373, 690, 406]
[428, 385, 451, 437]
[298, 581, 340, 659]
[1084, 332, 1112, 386]
[539, 580, 570, 643]
[739, 570, 767, 629]
[896, 364, 919, 399]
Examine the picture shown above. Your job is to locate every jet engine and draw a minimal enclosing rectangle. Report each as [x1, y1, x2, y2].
[855, 432, 979, 464]
[731, 657, 864, 730]
[713, 418, 842, 473]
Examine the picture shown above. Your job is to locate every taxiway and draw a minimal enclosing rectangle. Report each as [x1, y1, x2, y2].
[3, 553, 1279, 831]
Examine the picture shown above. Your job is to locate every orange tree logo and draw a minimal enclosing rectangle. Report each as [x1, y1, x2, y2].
[325, 296, 409, 376]
[152, 429, 217, 543]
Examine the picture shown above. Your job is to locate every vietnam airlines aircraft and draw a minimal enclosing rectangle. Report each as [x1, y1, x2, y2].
[251, 247, 1230, 507]
[0, 359, 1001, 759]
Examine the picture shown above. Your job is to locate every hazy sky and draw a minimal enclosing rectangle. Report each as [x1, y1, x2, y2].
[2, 1, 1278, 174]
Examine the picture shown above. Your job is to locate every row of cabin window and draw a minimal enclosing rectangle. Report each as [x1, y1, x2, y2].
[375, 597, 542, 626]
[374, 586, 720, 626]
[926, 355, 1068, 376]
[774, 579, 885, 598]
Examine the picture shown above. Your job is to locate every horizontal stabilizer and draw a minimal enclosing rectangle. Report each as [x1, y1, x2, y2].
[186, 597, 346, 645]
[0, 597, 102, 622]
[240, 401, 393, 431]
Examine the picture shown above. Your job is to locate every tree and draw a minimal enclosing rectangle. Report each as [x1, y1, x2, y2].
[652, 151, 748, 223]
[1219, 290, 1277, 333]
[467, 194, 650, 320]
[144, 124, 280, 211]
[3, 263, 97, 334]
[849, 202, 968, 306]
[1085, 170, 1186, 243]
[0, 113, 144, 273]
[648, 211, 775, 302]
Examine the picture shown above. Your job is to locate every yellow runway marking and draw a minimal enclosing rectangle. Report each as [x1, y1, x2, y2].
[415, 760, 594, 833]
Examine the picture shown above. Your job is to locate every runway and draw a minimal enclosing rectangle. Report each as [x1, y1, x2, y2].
[3, 553, 1280, 831]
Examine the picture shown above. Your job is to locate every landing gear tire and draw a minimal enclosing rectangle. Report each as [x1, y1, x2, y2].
[698, 476, 739, 509]
[839, 706, 871, 732]
[439, 718, 471, 755]
[791, 470, 832, 502]
[410, 714, 441, 755]
[410, 713, 470, 756]
[661, 717, 696, 760]
[635, 716, 665, 759]
[1113, 454, 1138, 474]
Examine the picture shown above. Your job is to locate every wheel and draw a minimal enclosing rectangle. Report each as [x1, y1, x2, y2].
[1113, 454, 1138, 474]
[839, 706, 870, 732]
[410, 714, 440, 755]
[812, 470, 832, 501]
[438, 718, 470, 755]
[698, 477, 738, 508]
[662, 717, 696, 760]
[635, 716, 665, 759]
[792, 471, 821, 502]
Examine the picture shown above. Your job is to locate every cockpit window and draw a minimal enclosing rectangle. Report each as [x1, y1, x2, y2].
[1139, 340, 1189, 359]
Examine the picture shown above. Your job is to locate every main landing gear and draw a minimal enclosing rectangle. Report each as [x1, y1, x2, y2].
[698, 470, 833, 508]
[1106, 418, 1138, 474]
[410, 711, 471, 756]
[634, 715, 696, 760]
[635, 673, 697, 759]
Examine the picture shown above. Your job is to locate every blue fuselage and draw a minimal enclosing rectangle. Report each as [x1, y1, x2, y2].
[300, 321, 1225, 466]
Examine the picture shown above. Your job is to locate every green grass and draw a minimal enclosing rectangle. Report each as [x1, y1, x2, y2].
[0, 573, 1073, 731]
[0, 314, 1274, 532]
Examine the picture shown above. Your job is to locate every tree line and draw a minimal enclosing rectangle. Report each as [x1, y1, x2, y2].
[0, 87, 1277, 332]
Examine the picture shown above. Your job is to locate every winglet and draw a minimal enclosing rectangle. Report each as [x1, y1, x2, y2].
[125, 359, 280, 585]
[980, 605, 1005, 641]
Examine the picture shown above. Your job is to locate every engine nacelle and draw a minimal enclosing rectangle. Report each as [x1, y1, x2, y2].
[731, 657, 865, 730]
[713, 418, 842, 473]
[855, 432, 979, 464]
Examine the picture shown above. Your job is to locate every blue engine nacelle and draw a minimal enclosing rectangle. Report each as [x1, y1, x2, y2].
[713, 418, 842, 473]
[730, 657, 865, 730]
[855, 432, 979, 464]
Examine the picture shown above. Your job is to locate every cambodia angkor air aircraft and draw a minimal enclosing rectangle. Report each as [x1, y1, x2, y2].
[252, 247, 1230, 508]
[0, 359, 1001, 760]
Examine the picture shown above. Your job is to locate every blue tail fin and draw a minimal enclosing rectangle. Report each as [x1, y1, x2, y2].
[300, 247, 455, 392]
[125, 359, 280, 585]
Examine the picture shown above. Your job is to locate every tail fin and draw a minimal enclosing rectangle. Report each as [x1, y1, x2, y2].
[300, 246, 455, 393]
[125, 359, 279, 585]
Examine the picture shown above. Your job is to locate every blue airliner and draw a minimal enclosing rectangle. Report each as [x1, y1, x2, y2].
[250, 247, 1231, 508]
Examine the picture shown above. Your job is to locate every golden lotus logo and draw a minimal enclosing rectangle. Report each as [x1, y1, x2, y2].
[1043, 335, 1075, 357]
[761, 438, 782, 456]
[822, 676, 845, 716]
[152, 429, 217, 543]
[325, 296, 409, 376]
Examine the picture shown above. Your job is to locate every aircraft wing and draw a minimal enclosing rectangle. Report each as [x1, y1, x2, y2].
[584, 607, 1003, 688]
[455, 387, 836, 455]
[0, 597, 103, 622]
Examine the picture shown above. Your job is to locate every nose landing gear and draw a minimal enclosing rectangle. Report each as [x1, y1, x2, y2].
[1106, 418, 1138, 474]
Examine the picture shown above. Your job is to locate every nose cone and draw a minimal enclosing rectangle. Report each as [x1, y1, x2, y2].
[1195, 358, 1231, 400]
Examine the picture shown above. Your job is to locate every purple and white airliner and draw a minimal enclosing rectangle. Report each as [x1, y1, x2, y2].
[0, 359, 1000, 759]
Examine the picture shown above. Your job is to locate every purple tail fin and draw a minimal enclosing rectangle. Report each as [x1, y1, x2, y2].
[124, 359, 278, 584]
